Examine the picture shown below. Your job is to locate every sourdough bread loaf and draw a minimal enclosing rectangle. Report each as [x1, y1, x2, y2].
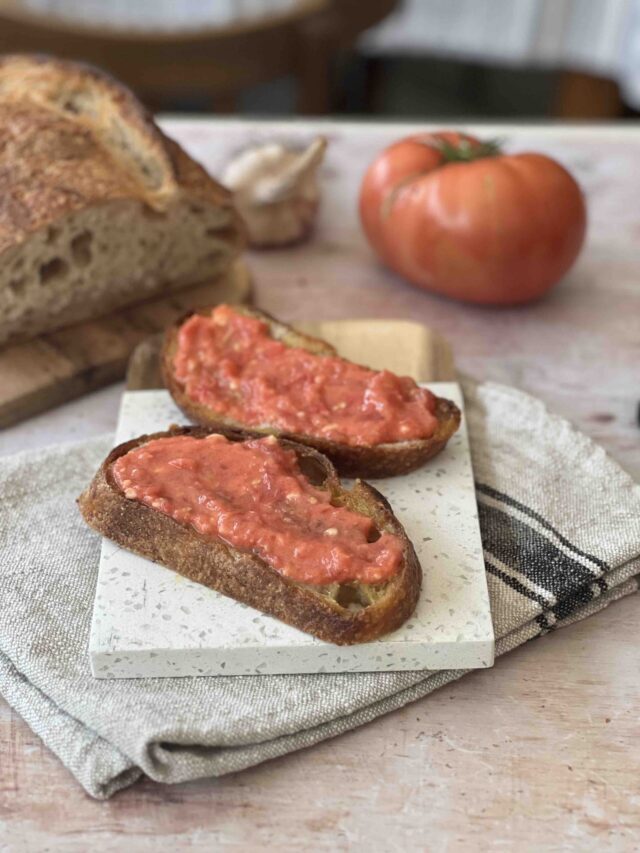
[0, 54, 244, 346]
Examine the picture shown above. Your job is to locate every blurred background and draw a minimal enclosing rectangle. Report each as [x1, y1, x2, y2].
[1, 0, 639, 120]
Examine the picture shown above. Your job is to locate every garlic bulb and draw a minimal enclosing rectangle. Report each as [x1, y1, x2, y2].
[223, 137, 327, 248]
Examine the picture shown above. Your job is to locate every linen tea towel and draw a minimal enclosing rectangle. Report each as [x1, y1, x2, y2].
[0, 379, 638, 799]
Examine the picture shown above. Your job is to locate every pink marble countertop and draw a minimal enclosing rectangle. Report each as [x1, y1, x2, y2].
[2, 120, 638, 479]
[1, 120, 639, 851]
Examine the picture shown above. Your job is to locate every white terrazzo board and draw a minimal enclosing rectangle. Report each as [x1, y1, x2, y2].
[89, 384, 494, 678]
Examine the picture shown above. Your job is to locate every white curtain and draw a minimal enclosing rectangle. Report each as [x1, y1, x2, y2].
[16, 0, 303, 32]
[360, 0, 640, 107]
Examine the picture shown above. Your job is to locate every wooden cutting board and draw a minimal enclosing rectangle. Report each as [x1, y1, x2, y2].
[127, 318, 456, 390]
[0, 259, 251, 429]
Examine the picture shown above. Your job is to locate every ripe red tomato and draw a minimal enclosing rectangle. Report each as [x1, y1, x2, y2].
[359, 131, 587, 305]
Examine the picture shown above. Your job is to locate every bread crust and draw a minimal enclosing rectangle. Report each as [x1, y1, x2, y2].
[78, 426, 422, 644]
[0, 54, 244, 254]
[161, 306, 461, 478]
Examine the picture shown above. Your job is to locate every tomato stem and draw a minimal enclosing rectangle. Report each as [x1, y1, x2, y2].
[434, 138, 503, 163]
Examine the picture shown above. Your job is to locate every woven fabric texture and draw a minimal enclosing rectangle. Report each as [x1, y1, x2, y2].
[0, 380, 638, 798]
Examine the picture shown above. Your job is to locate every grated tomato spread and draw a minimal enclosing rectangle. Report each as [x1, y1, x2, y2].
[112, 433, 404, 585]
[172, 305, 438, 447]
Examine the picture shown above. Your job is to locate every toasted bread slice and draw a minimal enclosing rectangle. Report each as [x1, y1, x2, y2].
[78, 426, 421, 644]
[161, 305, 461, 478]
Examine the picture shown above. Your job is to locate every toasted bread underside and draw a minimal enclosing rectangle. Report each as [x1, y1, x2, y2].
[78, 427, 422, 644]
[162, 305, 461, 479]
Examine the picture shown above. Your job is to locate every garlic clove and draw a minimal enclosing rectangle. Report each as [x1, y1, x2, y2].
[252, 137, 327, 204]
[223, 136, 327, 248]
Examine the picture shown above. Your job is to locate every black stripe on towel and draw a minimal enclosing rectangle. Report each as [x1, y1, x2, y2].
[485, 559, 548, 607]
[478, 502, 600, 604]
[552, 582, 601, 621]
[476, 483, 608, 571]
[536, 613, 553, 632]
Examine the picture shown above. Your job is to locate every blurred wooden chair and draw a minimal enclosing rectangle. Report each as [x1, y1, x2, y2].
[0, 0, 398, 113]
[553, 71, 624, 119]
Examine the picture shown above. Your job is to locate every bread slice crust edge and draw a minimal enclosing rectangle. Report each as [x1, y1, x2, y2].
[78, 426, 422, 645]
[161, 305, 461, 478]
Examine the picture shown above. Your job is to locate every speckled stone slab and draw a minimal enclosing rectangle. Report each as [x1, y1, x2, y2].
[89, 384, 494, 678]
